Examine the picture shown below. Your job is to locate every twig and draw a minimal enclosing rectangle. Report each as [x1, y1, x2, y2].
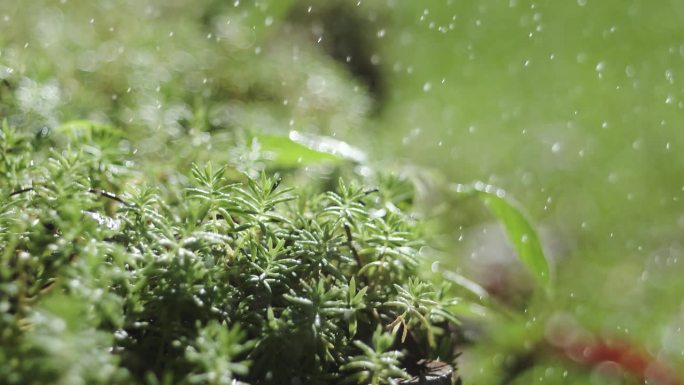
[344, 223, 363, 268]
[87, 188, 133, 206]
[9, 186, 132, 206]
[9, 187, 34, 197]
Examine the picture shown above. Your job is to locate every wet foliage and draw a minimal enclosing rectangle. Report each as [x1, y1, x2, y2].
[3, 0, 684, 384]
[0, 121, 464, 384]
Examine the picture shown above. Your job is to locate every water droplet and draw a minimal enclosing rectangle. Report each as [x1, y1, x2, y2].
[422, 82, 432, 92]
[595, 61, 605, 72]
[377, 29, 386, 38]
[625, 65, 636, 78]
[551, 142, 561, 153]
[265, 16, 273, 26]
[577, 0, 587, 6]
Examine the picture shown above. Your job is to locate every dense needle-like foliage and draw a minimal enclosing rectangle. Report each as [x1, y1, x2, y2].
[0, 121, 462, 385]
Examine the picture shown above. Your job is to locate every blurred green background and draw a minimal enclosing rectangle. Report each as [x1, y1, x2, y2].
[2, 0, 684, 382]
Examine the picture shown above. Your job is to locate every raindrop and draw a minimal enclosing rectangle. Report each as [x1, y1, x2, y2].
[665, 69, 675, 84]
[265, 16, 273, 26]
[625, 65, 635, 77]
[551, 142, 561, 153]
[422, 82, 432, 92]
[377, 29, 386, 38]
[577, 0, 587, 6]
[576, 52, 587, 63]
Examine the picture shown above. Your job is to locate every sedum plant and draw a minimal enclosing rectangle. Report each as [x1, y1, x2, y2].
[0, 120, 463, 385]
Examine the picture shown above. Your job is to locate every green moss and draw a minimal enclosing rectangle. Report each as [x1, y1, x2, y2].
[0, 122, 462, 384]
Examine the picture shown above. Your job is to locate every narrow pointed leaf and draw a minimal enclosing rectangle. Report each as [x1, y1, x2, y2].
[471, 184, 551, 288]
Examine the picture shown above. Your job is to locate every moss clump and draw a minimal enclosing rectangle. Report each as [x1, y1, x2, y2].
[0, 121, 462, 385]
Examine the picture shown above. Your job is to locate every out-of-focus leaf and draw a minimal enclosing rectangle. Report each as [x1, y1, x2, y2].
[453, 182, 551, 289]
[256, 131, 366, 167]
[55, 120, 124, 140]
[288, 131, 366, 163]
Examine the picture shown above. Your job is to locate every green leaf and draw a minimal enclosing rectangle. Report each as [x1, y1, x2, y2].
[454, 183, 551, 289]
[255, 131, 366, 167]
[55, 120, 124, 140]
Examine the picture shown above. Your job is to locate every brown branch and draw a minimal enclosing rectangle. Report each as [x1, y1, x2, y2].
[87, 188, 133, 206]
[9, 186, 132, 206]
[9, 187, 34, 197]
[344, 223, 363, 268]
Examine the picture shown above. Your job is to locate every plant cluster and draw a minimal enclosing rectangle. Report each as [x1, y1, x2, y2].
[0, 121, 463, 385]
